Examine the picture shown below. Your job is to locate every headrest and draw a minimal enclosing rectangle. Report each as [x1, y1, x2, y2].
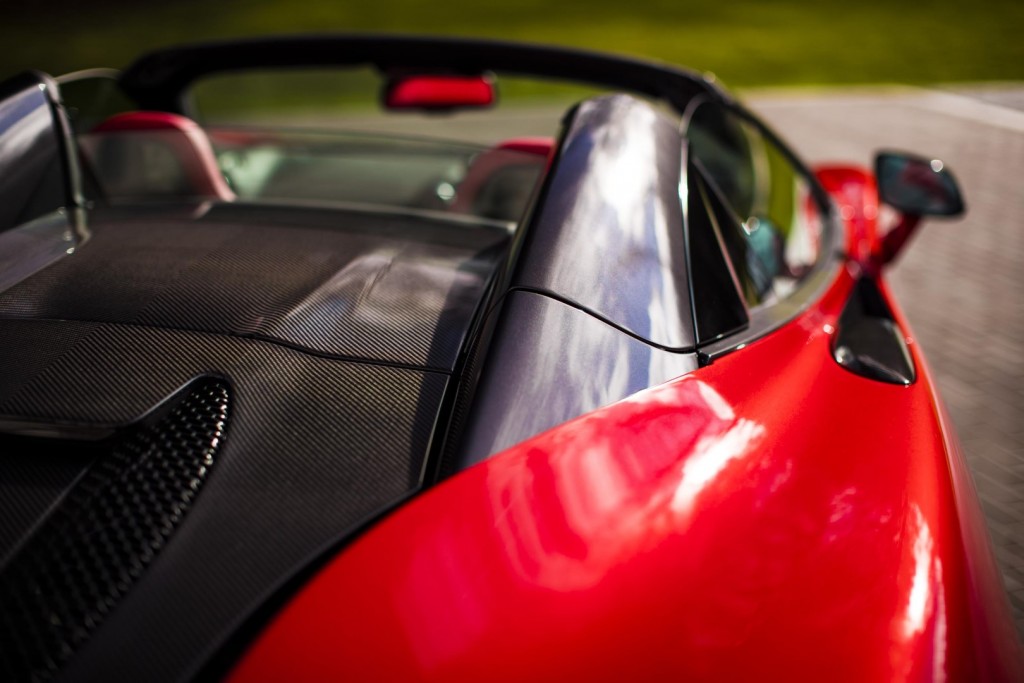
[84, 111, 234, 201]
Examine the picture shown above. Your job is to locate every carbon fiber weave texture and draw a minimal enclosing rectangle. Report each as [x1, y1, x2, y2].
[0, 208, 504, 370]
[0, 378, 230, 682]
[0, 318, 446, 682]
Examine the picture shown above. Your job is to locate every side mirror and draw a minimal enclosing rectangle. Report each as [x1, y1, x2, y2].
[875, 150, 964, 217]
[870, 150, 965, 269]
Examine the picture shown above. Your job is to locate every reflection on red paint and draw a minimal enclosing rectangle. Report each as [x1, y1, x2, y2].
[480, 380, 761, 593]
[904, 506, 936, 641]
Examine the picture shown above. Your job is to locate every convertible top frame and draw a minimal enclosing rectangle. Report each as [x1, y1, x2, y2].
[118, 34, 728, 114]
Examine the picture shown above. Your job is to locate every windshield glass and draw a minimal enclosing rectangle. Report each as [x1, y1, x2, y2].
[76, 66, 622, 223]
[209, 128, 547, 222]
[78, 125, 549, 224]
[186, 67, 604, 144]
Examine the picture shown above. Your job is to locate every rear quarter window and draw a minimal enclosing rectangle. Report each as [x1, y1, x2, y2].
[687, 100, 825, 307]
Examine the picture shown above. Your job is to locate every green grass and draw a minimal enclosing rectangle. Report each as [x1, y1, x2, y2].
[5, 0, 1022, 88]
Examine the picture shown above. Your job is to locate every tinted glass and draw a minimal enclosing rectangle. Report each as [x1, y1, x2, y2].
[875, 151, 964, 216]
[687, 101, 825, 306]
[186, 68, 605, 144]
[687, 163, 749, 344]
[0, 75, 70, 232]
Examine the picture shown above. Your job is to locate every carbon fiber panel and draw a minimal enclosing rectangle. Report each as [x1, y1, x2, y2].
[0, 378, 229, 682]
[0, 320, 98, 406]
[0, 205, 506, 370]
[0, 318, 447, 682]
[511, 95, 695, 350]
[0, 444, 85, 568]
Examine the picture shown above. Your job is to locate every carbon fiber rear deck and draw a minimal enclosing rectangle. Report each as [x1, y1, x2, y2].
[0, 378, 230, 681]
[0, 203, 488, 681]
[0, 318, 447, 681]
[0, 203, 507, 371]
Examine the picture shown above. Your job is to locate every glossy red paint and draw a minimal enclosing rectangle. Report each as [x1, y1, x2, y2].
[228, 257, 1023, 680]
[875, 213, 924, 269]
[90, 110, 191, 134]
[384, 75, 496, 110]
[814, 163, 929, 273]
[877, 275, 1024, 678]
[814, 165, 879, 264]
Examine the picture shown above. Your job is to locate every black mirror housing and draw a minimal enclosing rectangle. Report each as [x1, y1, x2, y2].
[875, 150, 964, 217]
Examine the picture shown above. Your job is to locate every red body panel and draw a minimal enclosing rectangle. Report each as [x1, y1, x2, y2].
[228, 170, 1023, 682]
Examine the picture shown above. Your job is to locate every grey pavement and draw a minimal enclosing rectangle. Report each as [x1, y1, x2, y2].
[747, 85, 1024, 640]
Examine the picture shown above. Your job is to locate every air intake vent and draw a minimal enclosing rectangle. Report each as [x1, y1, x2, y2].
[0, 377, 230, 682]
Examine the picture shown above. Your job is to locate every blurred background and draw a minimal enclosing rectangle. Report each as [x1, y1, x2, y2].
[5, 0, 1024, 639]
[3, 0, 1023, 85]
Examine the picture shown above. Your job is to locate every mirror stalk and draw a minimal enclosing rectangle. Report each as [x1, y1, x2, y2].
[873, 213, 921, 268]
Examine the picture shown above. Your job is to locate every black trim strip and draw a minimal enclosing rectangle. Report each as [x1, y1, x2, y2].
[505, 286, 699, 354]
[0, 318, 454, 375]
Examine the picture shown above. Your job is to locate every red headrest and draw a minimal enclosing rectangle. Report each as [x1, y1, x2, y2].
[87, 111, 234, 201]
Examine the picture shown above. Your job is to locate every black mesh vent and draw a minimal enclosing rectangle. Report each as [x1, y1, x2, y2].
[0, 378, 230, 682]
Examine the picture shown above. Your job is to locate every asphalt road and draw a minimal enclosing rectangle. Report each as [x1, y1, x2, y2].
[747, 85, 1024, 639]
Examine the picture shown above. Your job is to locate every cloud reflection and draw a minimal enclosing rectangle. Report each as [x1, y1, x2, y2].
[487, 379, 764, 591]
[904, 505, 935, 639]
[671, 417, 765, 516]
[891, 503, 947, 682]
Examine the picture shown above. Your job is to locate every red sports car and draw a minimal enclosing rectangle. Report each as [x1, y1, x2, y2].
[0, 36, 1020, 681]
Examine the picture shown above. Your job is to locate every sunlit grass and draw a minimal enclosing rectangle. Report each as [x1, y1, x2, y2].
[5, 0, 1022, 88]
